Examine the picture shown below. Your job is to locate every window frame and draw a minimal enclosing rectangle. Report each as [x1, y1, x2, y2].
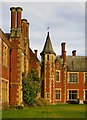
[84, 72, 87, 83]
[1, 78, 9, 103]
[67, 89, 79, 101]
[68, 72, 78, 83]
[55, 89, 61, 101]
[3, 42, 8, 67]
[83, 89, 87, 101]
[56, 70, 60, 82]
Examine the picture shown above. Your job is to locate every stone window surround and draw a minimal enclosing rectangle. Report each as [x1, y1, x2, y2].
[55, 88, 61, 101]
[68, 72, 79, 83]
[67, 89, 79, 101]
[56, 70, 60, 82]
[0, 78, 9, 103]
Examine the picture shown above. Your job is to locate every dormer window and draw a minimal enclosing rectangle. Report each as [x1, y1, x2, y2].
[56, 70, 60, 82]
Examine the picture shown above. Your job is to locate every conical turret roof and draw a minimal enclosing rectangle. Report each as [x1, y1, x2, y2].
[40, 32, 56, 55]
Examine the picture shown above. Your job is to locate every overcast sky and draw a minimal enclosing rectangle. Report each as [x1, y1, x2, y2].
[0, 1, 85, 59]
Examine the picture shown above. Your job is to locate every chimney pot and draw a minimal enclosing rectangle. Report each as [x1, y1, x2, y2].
[61, 42, 66, 57]
[72, 50, 76, 56]
[34, 50, 38, 57]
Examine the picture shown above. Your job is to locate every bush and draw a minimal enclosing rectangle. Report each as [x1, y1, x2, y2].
[15, 105, 23, 109]
[34, 99, 43, 106]
[38, 98, 49, 106]
[22, 69, 41, 106]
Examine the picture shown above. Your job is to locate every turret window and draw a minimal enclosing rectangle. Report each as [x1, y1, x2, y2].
[47, 55, 49, 61]
[56, 71, 60, 82]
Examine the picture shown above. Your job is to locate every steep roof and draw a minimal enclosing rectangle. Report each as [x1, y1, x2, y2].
[29, 48, 40, 62]
[56, 56, 87, 72]
[66, 56, 87, 72]
[40, 32, 55, 55]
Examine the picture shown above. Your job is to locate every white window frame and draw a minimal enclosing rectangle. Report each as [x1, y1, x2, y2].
[83, 89, 87, 101]
[1, 78, 9, 103]
[56, 70, 60, 82]
[84, 72, 87, 83]
[3, 42, 8, 67]
[55, 88, 61, 101]
[67, 89, 79, 101]
[68, 72, 79, 83]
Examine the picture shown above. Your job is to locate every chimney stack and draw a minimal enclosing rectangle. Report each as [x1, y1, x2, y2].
[34, 50, 38, 57]
[63, 51, 66, 65]
[61, 42, 66, 57]
[16, 7, 23, 29]
[26, 22, 30, 39]
[21, 19, 27, 37]
[72, 50, 76, 56]
[10, 7, 16, 35]
[61, 42, 66, 65]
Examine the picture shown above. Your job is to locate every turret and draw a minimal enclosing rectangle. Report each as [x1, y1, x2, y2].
[40, 32, 56, 103]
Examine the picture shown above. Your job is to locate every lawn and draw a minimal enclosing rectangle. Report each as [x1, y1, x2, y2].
[2, 104, 87, 119]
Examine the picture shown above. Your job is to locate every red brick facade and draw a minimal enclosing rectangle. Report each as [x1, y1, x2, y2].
[40, 32, 87, 104]
[0, 7, 87, 110]
[0, 7, 40, 109]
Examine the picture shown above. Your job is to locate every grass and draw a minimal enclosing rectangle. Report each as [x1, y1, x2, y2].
[2, 104, 87, 119]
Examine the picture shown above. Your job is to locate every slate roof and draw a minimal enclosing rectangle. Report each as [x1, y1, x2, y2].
[56, 56, 87, 72]
[40, 32, 55, 55]
[29, 48, 40, 62]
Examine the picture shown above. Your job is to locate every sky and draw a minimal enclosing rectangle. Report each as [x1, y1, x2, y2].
[0, 1, 85, 59]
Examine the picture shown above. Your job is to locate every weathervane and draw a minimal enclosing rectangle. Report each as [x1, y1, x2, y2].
[47, 27, 49, 31]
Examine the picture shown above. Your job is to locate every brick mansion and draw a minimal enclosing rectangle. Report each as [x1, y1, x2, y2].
[0, 7, 87, 109]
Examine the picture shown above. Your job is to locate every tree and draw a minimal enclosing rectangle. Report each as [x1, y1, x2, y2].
[22, 69, 41, 105]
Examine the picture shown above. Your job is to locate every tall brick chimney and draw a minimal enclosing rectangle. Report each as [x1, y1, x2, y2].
[72, 50, 76, 56]
[34, 50, 38, 57]
[26, 22, 30, 39]
[10, 7, 16, 35]
[16, 7, 23, 29]
[63, 51, 66, 65]
[61, 42, 66, 65]
[61, 42, 66, 57]
[21, 19, 27, 37]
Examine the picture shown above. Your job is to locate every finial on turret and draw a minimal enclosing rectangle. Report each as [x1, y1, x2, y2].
[47, 27, 49, 36]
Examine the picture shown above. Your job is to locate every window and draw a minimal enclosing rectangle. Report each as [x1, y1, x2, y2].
[84, 73, 87, 83]
[2, 80, 8, 102]
[68, 90, 78, 100]
[69, 73, 78, 83]
[84, 90, 87, 100]
[47, 55, 49, 61]
[56, 71, 60, 82]
[3, 42, 8, 67]
[55, 90, 61, 100]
